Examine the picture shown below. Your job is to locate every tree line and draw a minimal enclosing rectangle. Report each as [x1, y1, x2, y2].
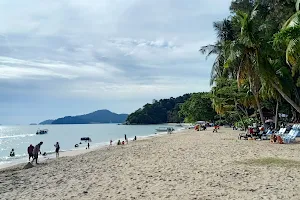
[127, 0, 300, 127]
[126, 93, 216, 124]
[201, 0, 300, 128]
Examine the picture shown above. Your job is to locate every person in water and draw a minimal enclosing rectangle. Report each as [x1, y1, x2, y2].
[10, 149, 15, 157]
[54, 142, 60, 158]
[27, 144, 34, 161]
[32, 142, 43, 164]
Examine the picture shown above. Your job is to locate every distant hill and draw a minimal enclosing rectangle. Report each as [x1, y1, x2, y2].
[39, 120, 54, 125]
[51, 110, 128, 124]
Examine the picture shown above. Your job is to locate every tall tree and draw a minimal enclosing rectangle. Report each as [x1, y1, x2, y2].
[224, 6, 267, 125]
[179, 93, 216, 123]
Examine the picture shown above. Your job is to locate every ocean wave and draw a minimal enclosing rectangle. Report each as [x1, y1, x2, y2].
[0, 153, 27, 161]
[0, 134, 35, 139]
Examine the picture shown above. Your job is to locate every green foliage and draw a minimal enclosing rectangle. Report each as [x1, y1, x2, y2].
[202, 0, 300, 124]
[235, 117, 256, 128]
[179, 92, 216, 123]
[126, 94, 191, 124]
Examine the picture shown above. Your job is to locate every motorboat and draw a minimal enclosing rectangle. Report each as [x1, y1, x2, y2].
[36, 129, 48, 135]
[80, 137, 92, 142]
[155, 127, 174, 132]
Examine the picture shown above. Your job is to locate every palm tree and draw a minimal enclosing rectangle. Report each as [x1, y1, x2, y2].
[199, 19, 236, 85]
[271, 0, 300, 113]
[223, 7, 267, 125]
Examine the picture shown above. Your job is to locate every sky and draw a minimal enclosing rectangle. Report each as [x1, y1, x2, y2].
[0, 0, 232, 125]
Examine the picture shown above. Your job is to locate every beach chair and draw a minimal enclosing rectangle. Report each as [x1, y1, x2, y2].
[282, 125, 299, 143]
[275, 128, 286, 136]
[261, 129, 273, 140]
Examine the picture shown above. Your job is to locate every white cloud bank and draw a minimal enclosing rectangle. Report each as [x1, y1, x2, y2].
[0, 0, 231, 124]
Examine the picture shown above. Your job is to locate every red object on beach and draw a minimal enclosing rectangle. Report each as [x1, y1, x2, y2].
[249, 128, 254, 134]
[277, 136, 284, 144]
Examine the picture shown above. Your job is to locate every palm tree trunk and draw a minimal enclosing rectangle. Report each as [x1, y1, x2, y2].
[234, 100, 247, 131]
[254, 94, 265, 126]
[237, 104, 249, 117]
[271, 82, 300, 113]
[275, 100, 279, 129]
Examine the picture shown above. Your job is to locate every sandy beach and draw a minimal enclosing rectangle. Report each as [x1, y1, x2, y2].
[1, 127, 300, 200]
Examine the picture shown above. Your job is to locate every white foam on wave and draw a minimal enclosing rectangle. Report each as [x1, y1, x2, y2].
[0, 134, 35, 139]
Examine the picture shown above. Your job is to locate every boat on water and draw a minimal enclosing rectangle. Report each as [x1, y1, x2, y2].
[81, 137, 92, 142]
[155, 127, 175, 132]
[36, 129, 48, 135]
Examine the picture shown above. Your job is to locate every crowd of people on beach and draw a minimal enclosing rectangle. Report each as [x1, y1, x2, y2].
[9, 134, 138, 165]
[115, 134, 137, 146]
[9, 141, 61, 164]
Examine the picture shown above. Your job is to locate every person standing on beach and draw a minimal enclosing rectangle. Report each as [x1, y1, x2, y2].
[88, 142, 90, 149]
[54, 142, 60, 158]
[27, 144, 34, 161]
[110, 140, 113, 146]
[124, 134, 128, 144]
[32, 142, 43, 164]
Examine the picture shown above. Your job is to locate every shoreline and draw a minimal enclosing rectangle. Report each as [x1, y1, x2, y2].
[0, 127, 184, 170]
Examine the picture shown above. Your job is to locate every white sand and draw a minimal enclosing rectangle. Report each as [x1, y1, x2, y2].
[1, 127, 300, 200]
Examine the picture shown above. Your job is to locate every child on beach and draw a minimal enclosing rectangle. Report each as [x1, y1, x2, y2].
[213, 125, 218, 133]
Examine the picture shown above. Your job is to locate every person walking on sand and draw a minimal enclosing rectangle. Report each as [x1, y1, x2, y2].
[54, 142, 60, 158]
[32, 142, 43, 164]
[88, 142, 90, 149]
[124, 134, 128, 144]
[27, 144, 34, 161]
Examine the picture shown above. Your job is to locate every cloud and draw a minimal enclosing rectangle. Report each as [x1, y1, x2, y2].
[0, 0, 232, 124]
[0, 56, 123, 81]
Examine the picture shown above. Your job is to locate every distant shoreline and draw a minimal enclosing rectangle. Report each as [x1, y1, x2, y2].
[0, 126, 185, 170]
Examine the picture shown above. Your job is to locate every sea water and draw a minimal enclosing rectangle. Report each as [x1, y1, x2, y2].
[0, 124, 183, 167]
